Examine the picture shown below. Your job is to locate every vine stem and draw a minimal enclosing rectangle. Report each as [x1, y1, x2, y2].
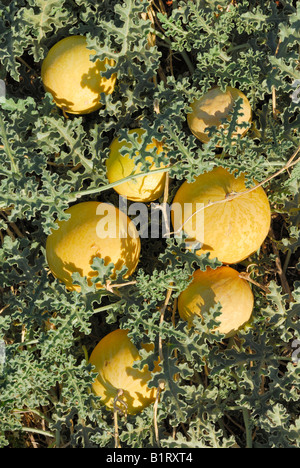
[242, 408, 253, 449]
[272, 40, 281, 120]
[16, 56, 39, 78]
[283, 249, 292, 275]
[153, 380, 165, 447]
[68, 165, 171, 203]
[0, 165, 171, 212]
[238, 272, 270, 294]
[149, 26, 195, 75]
[169, 144, 300, 237]
[66, 143, 300, 217]
[232, 370, 253, 448]
[283, 212, 300, 274]
[158, 287, 172, 363]
[270, 226, 293, 302]
[153, 174, 172, 447]
[13, 407, 53, 425]
[158, 173, 173, 362]
[113, 389, 127, 449]
[19, 426, 55, 439]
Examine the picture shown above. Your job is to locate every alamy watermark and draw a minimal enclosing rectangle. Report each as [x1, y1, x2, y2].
[292, 339, 300, 364]
[0, 339, 5, 368]
[0, 79, 6, 101]
[95, 197, 204, 249]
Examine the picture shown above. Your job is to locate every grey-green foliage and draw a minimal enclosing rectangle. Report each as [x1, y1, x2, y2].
[0, 0, 299, 448]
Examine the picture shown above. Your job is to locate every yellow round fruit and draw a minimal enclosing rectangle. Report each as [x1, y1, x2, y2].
[187, 86, 252, 144]
[106, 128, 167, 202]
[171, 166, 271, 264]
[46, 201, 140, 291]
[41, 35, 116, 114]
[178, 266, 254, 337]
[89, 329, 160, 415]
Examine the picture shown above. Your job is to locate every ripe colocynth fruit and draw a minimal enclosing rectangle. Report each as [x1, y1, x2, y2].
[41, 35, 116, 114]
[89, 329, 160, 414]
[187, 86, 252, 144]
[171, 166, 271, 264]
[178, 266, 254, 337]
[106, 128, 167, 202]
[46, 201, 140, 291]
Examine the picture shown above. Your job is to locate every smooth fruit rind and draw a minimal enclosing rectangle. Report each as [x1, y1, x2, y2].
[187, 86, 252, 144]
[41, 35, 116, 115]
[171, 166, 271, 264]
[106, 128, 167, 202]
[89, 329, 160, 414]
[46, 201, 141, 292]
[178, 266, 254, 337]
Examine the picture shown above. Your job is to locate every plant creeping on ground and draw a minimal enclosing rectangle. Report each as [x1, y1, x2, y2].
[0, 0, 299, 449]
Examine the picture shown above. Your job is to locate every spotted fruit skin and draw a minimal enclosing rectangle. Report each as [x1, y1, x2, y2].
[171, 167, 271, 264]
[46, 201, 140, 291]
[89, 329, 159, 414]
[41, 35, 116, 114]
[178, 266, 254, 337]
[187, 86, 252, 144]
[106, 128, 167, 202]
